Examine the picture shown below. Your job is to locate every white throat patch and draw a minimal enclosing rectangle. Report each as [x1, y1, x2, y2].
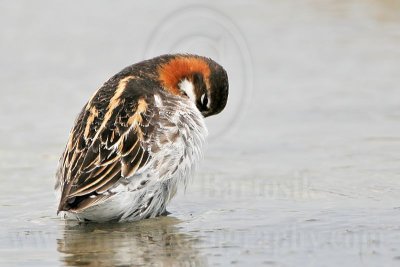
[178, 79, 196, 102]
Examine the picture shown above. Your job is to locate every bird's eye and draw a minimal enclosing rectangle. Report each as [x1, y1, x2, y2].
[201, 93, 208, 108]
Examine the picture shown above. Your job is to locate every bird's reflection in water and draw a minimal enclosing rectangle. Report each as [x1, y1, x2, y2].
[57, 216, 206, 266]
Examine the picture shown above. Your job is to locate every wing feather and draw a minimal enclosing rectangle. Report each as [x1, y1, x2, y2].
[57, 82, 155, 212]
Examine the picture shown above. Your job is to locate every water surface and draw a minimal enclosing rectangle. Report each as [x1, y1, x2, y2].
[1, 1, 400, 266]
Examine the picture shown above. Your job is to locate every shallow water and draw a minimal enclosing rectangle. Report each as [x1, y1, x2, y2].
[1, 1, 400, 266]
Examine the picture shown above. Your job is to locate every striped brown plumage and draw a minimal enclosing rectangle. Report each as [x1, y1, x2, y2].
[55, 54, 229, 221]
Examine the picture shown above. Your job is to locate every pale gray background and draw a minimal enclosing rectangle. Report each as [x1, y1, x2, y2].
[1, 1, 400, 266]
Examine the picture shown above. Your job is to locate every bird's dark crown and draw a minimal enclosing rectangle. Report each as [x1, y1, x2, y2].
[156, 54, 229, 117]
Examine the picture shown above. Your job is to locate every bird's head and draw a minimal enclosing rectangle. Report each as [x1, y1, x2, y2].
[157, 54, 229, 117]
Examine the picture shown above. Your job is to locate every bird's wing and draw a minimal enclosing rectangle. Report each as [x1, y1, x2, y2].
[56, 77, 159, 212]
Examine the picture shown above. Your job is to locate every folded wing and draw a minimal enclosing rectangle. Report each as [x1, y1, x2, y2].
[56, 77, 154, 212]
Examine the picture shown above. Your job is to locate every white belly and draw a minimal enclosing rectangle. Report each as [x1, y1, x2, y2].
[59, 98, 207, 222]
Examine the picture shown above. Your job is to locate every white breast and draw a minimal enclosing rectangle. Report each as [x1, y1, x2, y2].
[148, 93, 208, 184]
[63, 94, 208, 222]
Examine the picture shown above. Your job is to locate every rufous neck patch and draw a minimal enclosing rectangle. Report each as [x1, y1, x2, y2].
[158, 56, 211, 95]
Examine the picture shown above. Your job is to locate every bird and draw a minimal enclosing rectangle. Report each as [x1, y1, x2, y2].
[55, 54, 229, 222]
